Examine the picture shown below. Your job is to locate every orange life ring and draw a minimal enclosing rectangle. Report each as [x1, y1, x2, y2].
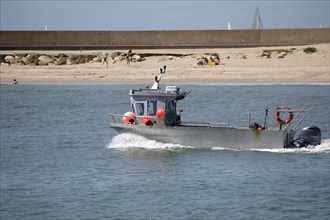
[276, 106, 294, 124]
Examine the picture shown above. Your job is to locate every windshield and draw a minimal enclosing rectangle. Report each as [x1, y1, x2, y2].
[147, 100, 157, 116]
[135, 102, 145, 116]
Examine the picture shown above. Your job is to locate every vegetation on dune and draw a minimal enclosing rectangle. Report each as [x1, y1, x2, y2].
[303, 47, 317, 54]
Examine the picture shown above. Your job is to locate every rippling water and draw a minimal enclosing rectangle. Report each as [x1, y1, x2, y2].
[1, 84, 329, 219]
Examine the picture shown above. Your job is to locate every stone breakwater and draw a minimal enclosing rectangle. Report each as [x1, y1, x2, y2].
[0, 47, 319, 67]
[0, 51, 146, 66]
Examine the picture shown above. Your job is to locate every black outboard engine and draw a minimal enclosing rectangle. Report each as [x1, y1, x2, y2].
[295, 126, 322, 148]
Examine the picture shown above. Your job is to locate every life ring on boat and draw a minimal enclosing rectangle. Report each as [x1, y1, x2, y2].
[276, 106, 294, 124]
[123, 112, 136, 124]
[142, 117, 154, 126]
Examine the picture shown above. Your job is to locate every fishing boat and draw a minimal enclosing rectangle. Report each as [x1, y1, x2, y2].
[109, 67, 321, 149]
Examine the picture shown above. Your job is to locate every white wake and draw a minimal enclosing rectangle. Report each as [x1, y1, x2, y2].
[250, 139, 330, 153]
[107, 133, 192, 150]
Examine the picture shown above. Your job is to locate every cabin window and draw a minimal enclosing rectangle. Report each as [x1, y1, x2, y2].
[135, 102, 145, 116]
[147, 100, 157, 116]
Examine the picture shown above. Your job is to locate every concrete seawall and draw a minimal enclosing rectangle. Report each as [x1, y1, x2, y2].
[0, 28, 329, 50]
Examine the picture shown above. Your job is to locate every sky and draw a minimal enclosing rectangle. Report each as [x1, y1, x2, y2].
[0, 0, 329, 31]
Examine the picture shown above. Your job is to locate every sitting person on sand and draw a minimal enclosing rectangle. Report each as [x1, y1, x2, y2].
[203, 57, 209, 65]
[197, 56, 220, 67]
[197, 56, 209, 66]
[209, 57, 216, 66]
[208, 56, 220, 66]
[214, 55, 221, 65]
[196, 57, 204, 66]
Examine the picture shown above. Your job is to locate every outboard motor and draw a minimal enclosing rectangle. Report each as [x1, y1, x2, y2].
[295, 126, 322, 148]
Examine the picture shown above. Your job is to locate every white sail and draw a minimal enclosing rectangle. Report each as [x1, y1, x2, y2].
[251, 7, 264, 29]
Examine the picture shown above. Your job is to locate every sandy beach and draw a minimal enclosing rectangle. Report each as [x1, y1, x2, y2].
[1, 44, 329, 85]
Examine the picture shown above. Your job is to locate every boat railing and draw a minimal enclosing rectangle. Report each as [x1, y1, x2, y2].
[109, 113, 163, 125]
[272, 105, 315, 132]
[109, 113, 148, 125]
[109, 113, 230, 127]
[110, 105, 314, 130]
[109, 113, 125, 124]
[181, 121, 230, 127]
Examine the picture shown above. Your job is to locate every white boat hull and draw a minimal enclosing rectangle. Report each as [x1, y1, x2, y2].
[110, 123, 287, 149]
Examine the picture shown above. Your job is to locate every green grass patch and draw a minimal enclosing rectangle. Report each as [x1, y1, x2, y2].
[303, 47, 317, 54]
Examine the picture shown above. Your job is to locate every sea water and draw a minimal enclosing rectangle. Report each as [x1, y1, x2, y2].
[0, 84, 329, 219]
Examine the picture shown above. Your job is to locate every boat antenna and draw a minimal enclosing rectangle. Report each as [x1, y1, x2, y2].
[263, 105, 268, 129]
[151, 65, 166, 89]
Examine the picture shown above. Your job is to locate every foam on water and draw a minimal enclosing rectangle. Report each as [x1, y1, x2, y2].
[252, 139, 330, 154]
[107, 133, 192, 150]
[212, 139, 330, 153]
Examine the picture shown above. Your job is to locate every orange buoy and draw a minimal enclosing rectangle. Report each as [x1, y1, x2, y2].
[156, 109, 166, 119]
[276, 106, 294, 124]
[142, 117, 154, 126]
[123, 112, 136, 124]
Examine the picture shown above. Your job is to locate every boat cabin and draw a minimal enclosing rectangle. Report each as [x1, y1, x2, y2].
[129, 86, 190, 125]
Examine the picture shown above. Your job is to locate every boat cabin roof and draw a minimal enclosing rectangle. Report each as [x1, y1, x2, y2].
[127, 68, 190, 117]
[129, 86, 190, 117]
[129, 86, 190, 101]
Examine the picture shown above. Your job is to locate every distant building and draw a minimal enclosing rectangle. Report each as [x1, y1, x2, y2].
[251, 7, 264, 29]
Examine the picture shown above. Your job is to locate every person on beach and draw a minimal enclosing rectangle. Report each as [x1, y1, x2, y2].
[12, 78, 18, 85]
[214, 55, 221, 65]
[209, 57, 216, 66]
[196, 55, 220, 67]
[208, 56, 220, 66]
[203, 57, 209, 65]
[196, 56, 209, 66]
[101, 52, 109, 68]
[126, 49, 133, 66]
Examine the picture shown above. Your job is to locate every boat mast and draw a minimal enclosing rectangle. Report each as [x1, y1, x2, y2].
[251, 7, 264, 29]
[263, 105, 268, 129]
